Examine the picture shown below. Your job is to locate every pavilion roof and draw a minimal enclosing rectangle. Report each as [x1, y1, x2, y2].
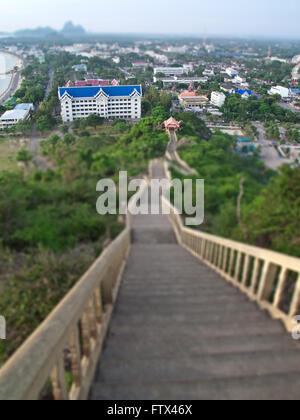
[164, 117, 181, 129]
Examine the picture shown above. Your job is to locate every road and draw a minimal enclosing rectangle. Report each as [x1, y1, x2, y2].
[28, 125, 58, 172]
[278, 102, 300, 114]
[253, 123, 293, 169]
[44, 69, 54, 101]
[0, 71, 20, 105]
[292, 62, 300, 80]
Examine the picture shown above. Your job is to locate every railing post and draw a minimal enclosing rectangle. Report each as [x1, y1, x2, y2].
[217, 245, 223, 268]
[208, 242, 214, 262]
[200, 239, 206, 259]
[213, 244, 220, 267]
[51, 357, 69, 401]
[94, 288, 103, 325]
[234, 252, 242, 282]
[273, 268, 288, 308]
[257, 262, 278, 301]
[88, 297, 97, 339]
[81, 310, 91, 358]
[250, 258, 260, 294]
[228, 249, 235, 278]
[222, 247, 228, 272]
[69, 328, 82, 388]
[289, 274, 300, 317]
[242, 255, 251, 287]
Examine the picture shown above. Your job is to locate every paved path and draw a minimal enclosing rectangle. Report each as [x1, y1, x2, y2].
[0, 71, 20, 105]
[90, 162, 300, 400]
[166, 130, 197, 176]
[28, 125, 58, 172]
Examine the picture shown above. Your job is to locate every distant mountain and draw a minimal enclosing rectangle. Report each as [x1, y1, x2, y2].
[14, 27, 59, 38]
[61, 21, 86, 37]
[13, 22, 87, 39]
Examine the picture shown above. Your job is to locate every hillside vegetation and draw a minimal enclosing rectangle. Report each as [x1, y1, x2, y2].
[0, 107, 169, 365]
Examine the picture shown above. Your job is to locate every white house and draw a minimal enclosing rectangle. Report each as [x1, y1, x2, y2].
[232, 75, 246, 85]
[0, 109, 29, 129]
[268, 86, 290, 98]
[58, 85, 142, 123]
[226, 67, 239, 77]
[211, 91, 226, 108]
[0, 103, 33, 129]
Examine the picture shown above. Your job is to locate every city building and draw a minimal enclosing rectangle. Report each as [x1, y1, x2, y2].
[65, 79, 119, 88]
[232, 75, 246, 85]
[203, 69, 215, 77]
[154, 67, 189, 77]
[235, 89, 253, 99]
[207, 108, 223, 117]
[154, 76, 208, 85]
[58, 85, 142, 122]
[132, 62, 149, 68]
[178, 91, 209, 109]
[292, 54, 300, 64]
[221, 84, 235, 94]
[226, 67, 239, 77]
[72, 64, 88, 72]
[211, 91, 226, 108]
[0, 105, 32, 129]
[0, 103, 33, 129]
[268, 86, 291, 98]
[14, 103, 35, 112]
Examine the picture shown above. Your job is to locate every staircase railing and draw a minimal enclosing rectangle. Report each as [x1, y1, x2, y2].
[0, 225, 131, 400]
[162, 196, 300, 333]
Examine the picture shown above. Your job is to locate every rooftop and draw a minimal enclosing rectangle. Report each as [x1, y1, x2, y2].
[59, 85, 142, 99]
[14, 103, 34, 111]
[0, 109, 28, 121]
[164, 117, 181, 129]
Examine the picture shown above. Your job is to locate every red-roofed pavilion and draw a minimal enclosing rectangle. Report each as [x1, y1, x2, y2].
[164, 117, 181, 132]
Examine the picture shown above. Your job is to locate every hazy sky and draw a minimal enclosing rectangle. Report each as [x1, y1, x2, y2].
[1, 0, 300, 38]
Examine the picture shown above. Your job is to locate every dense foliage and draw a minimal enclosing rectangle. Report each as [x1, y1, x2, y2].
[222, 94, 300, 124]
[0, 110, 168, 364]
[240, 166, 300, 257]
[177, 131, 274, 237]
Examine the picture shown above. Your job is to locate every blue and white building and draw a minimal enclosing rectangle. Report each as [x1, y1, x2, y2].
[58, 85, 142, 123]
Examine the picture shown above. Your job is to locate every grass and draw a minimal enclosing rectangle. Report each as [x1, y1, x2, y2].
[0, 137, 29, 171]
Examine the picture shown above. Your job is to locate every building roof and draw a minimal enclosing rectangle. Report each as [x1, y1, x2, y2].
[14, 103, 34, 111]
[164, 117, 181, 129]
[59, 85, 142, 99]
[235, 89, 253, 96]
[179, 91, 197, 98]
[0, 109, 28, 121]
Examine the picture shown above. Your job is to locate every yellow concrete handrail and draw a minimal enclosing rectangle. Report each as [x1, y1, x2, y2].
[162, 196, 300, 333]
[0, 227, 131, 400]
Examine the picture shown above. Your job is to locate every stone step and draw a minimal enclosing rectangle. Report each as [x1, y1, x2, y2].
[108, 308, 282, 331]
[91, 371, 300, 400]
[114, 299, 259, 314]
[116, 293, 252, 306]
[95, 349, 300, 385]
[101, 333, 298, 359]
[107, 320, 285, 338]
[114, 305, 269, 325]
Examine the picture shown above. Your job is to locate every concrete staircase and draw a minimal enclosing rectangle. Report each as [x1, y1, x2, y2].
[90, 208, 300, 400]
